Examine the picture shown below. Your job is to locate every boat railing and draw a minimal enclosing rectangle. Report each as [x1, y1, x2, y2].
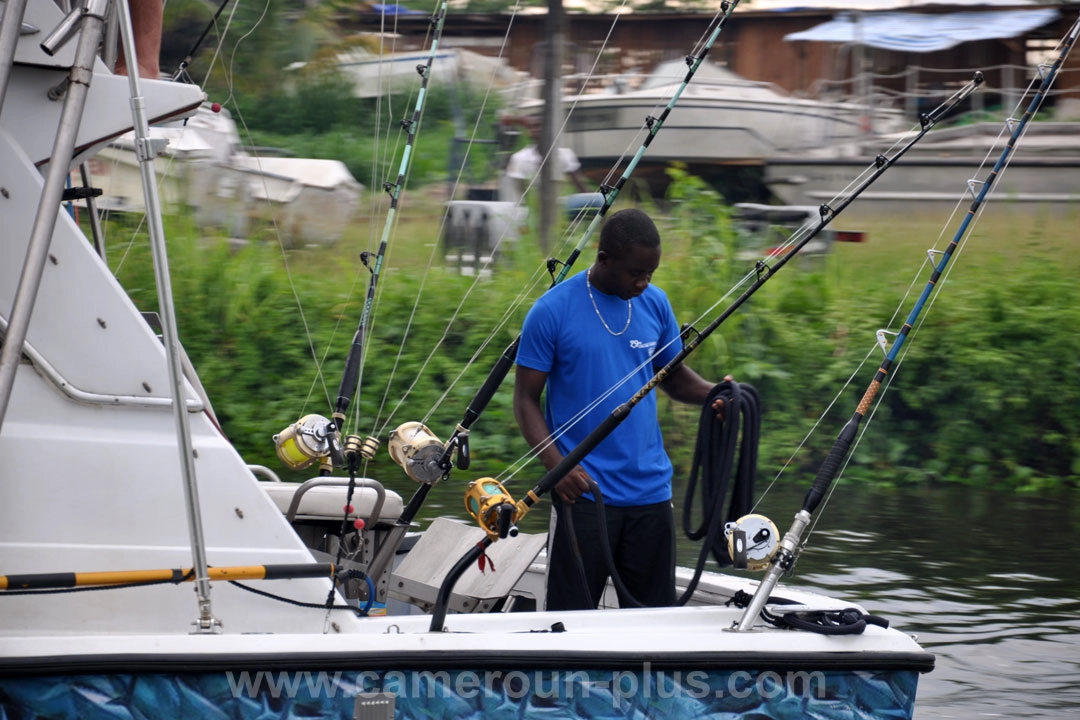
[812, 63, 1080, 121]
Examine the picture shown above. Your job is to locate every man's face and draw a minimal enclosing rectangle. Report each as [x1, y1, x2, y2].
[600, 245, 661, 300]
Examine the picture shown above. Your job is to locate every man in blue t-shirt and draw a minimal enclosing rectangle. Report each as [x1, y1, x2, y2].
[514, 208, 728, 611]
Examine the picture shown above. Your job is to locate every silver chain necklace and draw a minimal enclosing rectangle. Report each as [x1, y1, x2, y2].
[586, 269, 632, 336]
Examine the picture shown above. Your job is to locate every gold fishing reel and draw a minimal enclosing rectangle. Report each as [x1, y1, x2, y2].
[344, 434, 380, 463]
[273, 414, 338, 470]
[724, 514, 780, 572]
[465, 478, 527, 541]
[388, 421, 447, 484]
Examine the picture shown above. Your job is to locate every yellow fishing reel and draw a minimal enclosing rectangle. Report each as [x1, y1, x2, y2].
[724, 514, 780, 571]
[273, 414, 337, 470]
[465, 478, 520, 541]
[388, 422, 447, 484]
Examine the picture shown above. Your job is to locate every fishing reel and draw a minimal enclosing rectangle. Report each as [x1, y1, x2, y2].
[273, 414, 343, 470]
[465, 478, 526, 541]
[724, 514, 780, 571]
[388, 422, 448, 484]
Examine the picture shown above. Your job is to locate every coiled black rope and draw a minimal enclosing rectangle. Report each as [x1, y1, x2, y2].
[677, 379, 760, 604]
[560, 380, 761, 608]
[727, 588, 890, 635]
[766, 606, 891, 636]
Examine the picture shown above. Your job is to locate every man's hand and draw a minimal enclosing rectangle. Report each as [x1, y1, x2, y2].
[555, 466, 592, 504]
[712, 374, 736, 422]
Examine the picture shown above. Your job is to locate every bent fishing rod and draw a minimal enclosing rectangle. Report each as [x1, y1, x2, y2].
[272, 2, 448, 476]
[395, 0, 743, 525]
[425, 76, 987, 629]
[735, 17, 1080, 633]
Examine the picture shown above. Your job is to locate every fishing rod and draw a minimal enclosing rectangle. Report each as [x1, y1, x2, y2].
[473, 72, 985, 522]
[734, 16, 1080, 633]
[170, 0, 233, 82]
[272, 1, 448, 475]
[425, 73, 986, 630]
[391, 0, 744, 525]
[0, 563, 334, 591]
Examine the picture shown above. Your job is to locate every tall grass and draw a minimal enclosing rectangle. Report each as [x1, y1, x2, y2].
[106, 179, 1080, 493]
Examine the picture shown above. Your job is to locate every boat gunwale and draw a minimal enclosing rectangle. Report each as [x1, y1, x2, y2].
[0, 648, 936, 676]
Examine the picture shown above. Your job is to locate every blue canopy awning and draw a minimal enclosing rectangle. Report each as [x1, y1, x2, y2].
[369, 3, 425, 15]
[783, 8, 1060, 53]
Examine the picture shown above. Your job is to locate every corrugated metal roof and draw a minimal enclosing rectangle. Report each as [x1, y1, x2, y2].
[783, 8, 1060, 52]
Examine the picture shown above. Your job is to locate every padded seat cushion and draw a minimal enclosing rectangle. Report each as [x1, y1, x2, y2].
[261, 481, 403, 523]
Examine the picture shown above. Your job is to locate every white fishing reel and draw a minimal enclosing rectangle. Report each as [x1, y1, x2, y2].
[273, 414, 337, 470]
[724, 514, 780, 571]
[388, 421, 447, 484]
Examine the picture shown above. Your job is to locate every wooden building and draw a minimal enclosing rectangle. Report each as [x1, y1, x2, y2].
[338, 3, 1080, 112]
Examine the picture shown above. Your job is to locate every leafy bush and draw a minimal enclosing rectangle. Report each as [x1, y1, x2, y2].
[107, 179, 1080, 492]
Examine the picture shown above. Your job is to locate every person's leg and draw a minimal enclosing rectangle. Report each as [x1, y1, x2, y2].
[612, 501, 676, 607]
[115, 0, 162, 78]
[545, 498, 615, 611]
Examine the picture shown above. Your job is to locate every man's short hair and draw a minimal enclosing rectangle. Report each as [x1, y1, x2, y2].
[599, 208, 661, 256]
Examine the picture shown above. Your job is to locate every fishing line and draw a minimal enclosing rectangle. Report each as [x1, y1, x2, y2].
[490, 260, 761, 487]
[586, 4, 735, 198]
[793, 37, 1075, 544]
[349, 9, 447, 439]
[368, 1, 534, 438]
[443, 1, 739, 356]
[310, 11, 415, 426]
[368, 0, 645, 438]
[170, 0, 232, 83]
[512, 0, 637, 208]
[472, 74, 988, 567]
[736, 17, 1080, 627]
[323, 1, 449, 454]
[273, 5, 441, 434]
[379, 3, 746, 490]
[191, 0, 240, 89]
[205, 0, 341, 412]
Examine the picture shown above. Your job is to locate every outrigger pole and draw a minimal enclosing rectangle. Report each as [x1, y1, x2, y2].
[330, 1, 448, 471]
[427, 75, 986, 632]
[736, 16, 1080, 632]
[401, 0, 744, 525]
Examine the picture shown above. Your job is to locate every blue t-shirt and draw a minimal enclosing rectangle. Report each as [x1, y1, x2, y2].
[517, 271, 682, 506]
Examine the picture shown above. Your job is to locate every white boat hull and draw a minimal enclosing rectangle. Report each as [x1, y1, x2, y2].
[562, 89, 906, 166]
[1, 608, 930, 718]
[765, 122, 1080, 210]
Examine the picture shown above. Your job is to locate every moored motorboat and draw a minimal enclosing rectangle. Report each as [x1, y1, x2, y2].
[765, 121, 1080, 211]
[550, 58, 907, 168]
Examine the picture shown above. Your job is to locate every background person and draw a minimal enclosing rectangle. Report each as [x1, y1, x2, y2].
[502, 115, 590, 204]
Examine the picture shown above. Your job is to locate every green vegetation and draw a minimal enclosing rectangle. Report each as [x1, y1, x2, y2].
[105, 173, 1080, 493]
[140, 2, 1078, 495]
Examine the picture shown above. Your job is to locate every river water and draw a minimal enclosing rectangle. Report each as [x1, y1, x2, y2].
[680, 481, 1080, 720]
[415, 478, 1080, 718]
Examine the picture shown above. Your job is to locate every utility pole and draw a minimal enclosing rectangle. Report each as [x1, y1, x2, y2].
[539, 0, 565, 255]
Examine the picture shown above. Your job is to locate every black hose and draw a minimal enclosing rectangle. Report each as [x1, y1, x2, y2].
[772, 608, 890, 636]
[553, 495, 598, 609]
[559, 381, 760, 609]
[677, 380, 760, 605]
